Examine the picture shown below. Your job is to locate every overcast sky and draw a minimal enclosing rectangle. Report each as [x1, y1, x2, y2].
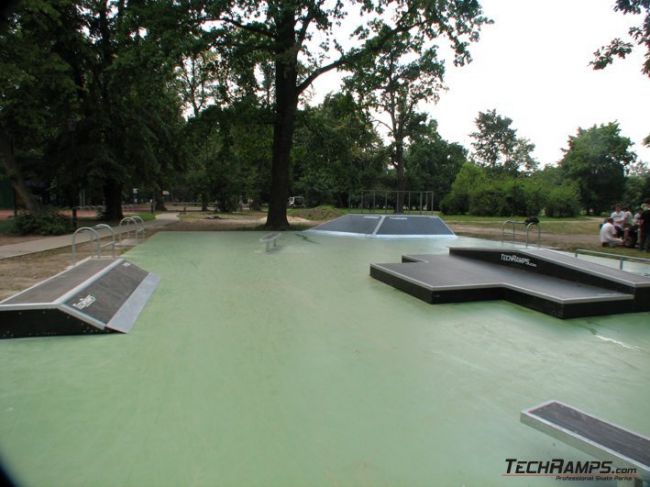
[432, 0, 650, 166]
[313, 0, 650, 167]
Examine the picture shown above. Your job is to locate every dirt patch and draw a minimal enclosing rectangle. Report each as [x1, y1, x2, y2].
[0, 242, 132, 301]
[168, 213, 318, 231]
[448, 224, 599, 250]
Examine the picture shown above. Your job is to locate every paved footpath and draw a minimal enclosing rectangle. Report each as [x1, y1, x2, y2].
[0, 212, 178, 260]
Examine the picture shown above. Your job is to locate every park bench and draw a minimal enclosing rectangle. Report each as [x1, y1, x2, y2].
[521, 400, 650, 486]
[260, 232, 281, 251]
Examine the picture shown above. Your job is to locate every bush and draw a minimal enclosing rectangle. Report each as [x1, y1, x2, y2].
[544, 184, 581, 217]
[468, 182, 508, 216]
[521, 178, 547, 216]
[440, 162, 485, 214]
[10, 211, 75, 235]
[440, 190, 469, 214]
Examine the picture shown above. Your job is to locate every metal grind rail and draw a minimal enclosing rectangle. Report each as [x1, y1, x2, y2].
[574, 248, 650, 274]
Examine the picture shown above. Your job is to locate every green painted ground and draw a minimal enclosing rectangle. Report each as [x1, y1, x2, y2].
[1, 232, 649, 487]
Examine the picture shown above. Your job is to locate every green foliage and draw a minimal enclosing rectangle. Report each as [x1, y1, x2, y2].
[10, 210, 74, 235]
[1, 0, 188, 219]
[440, 162, 486, 214]
[292, 93, 384, 207]
[405, 120, 467, 208]
[178, 100, 273, 211]
[467, 182, 508, 216]
[591, 0, 650, 76]
[470, 109, 538, 175]
[559, 122, 636, 213]
[623, 173, 650, 208]
[544, 183, 582, 218]
[441, 162, 581, 217]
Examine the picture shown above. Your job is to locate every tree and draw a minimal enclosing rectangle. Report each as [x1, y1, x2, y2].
[592, 0, 650, 149]
[470, 109, 538, 175]
[592, 0, 650, 76]
[292, 93, 384, 207]
[559, 122, 637, 214]
[0, 0, 82, 213]
[344, 33, 448, 212]
[1, 0, 188, 220]
[440, 162, 486, 214]
[194, 0, 489, 228]
[405, 119, 467, 208]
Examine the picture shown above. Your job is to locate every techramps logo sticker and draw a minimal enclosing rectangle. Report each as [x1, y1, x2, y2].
[72, 294, 96, 310]
[502, 458, 639, 482]
[500, 253, 538, 268]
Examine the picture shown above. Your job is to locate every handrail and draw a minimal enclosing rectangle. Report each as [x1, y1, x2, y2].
[574, 248, 650, 272]
[118, 216, 145, 244]
[129, 215, 146, 242]
[71, 227, 100, 263]
[93, 223, 116, 258]
[118, 217, 134, 243]
[502, 220, 541, 248]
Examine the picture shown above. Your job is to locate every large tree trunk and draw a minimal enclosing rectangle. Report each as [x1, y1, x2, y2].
[103, 179, 123, 221]
[265, 10, 298, 231]
[154, 182, 167, 212]
[0, 134, 41, 214]
[394, 139, 406, 214]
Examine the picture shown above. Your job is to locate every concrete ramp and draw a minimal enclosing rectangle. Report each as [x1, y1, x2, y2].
[371, 247, 650, 318]
[0, 258, 159, 339]
[308, 214, 455, 238]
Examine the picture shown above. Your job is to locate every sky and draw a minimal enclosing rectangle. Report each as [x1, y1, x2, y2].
[313, 0, 650, 167]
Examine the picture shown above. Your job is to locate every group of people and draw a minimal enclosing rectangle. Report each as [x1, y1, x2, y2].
[599, 200, 650, 251]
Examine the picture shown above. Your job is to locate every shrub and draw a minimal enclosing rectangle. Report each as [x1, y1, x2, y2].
[440, 162, 485, 215]
[468, 182, 508, 216]
[440, 190, 469, 214]
[10, 211, 74, 235]
[544, 184, 581, 217]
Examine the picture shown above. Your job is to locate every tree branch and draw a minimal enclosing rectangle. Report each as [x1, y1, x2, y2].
[222, 16, 275, 38]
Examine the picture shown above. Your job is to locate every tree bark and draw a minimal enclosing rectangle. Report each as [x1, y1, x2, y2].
[394, 139, 406, 213]
[103, 179, 123, 221]
[265, 9, 298, 230]
[0, 134, 41, 214]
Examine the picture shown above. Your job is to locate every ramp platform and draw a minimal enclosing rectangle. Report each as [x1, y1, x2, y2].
[0, 258, 159, 338]
[307, 214, 455, 238]
[371, 247, 650, 318]
[522, 401, 650, 482]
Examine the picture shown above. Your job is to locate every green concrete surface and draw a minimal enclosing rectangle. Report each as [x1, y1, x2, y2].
[1, 232, 649, 487]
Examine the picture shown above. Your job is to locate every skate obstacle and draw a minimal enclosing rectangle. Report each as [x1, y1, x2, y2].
[370, 247, 650, 319]
[0, 258, 159, 339]
[521, 401, 650, 483]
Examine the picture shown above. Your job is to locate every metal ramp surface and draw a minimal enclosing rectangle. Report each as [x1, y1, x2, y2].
[371, 247, 650, 318]
[521, 401, 650, 482]
[307, 214, 455, 238]
[0, 258, 159, 338]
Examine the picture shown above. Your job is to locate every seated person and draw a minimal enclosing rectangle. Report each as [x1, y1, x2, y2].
[623, 223, 638, 248]
[600, 217, 623, 247]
